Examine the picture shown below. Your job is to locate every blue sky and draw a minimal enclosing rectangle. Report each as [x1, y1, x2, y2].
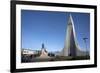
[21, 10, 90, 52]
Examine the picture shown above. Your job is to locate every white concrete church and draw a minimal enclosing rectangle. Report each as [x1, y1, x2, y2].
[61, 14, 88, 57]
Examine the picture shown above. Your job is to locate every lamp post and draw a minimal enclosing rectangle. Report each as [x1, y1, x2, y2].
[83, 37, 88, 57]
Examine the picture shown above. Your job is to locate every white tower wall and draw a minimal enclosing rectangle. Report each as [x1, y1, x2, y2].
[62, 14, 88, 57]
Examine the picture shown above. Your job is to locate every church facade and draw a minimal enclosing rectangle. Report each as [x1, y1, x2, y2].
[61, 14, 88, 57]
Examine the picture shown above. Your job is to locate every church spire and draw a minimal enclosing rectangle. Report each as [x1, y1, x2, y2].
[68, 14, 74, 26]
[63, 14, 77, 56]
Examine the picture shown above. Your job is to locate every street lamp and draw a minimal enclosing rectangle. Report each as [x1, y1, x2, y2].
[83, 37, 88, 57]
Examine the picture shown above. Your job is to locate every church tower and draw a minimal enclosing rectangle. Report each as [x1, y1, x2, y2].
[63, 14, 76, 56]
[62, 14, 88, 57]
